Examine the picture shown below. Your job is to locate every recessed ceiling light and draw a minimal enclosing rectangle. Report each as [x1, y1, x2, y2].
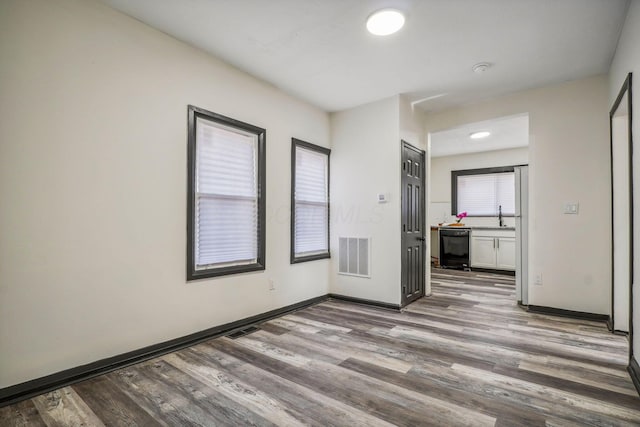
[366, 9, 405, 36]
[470, 131, 491, 139]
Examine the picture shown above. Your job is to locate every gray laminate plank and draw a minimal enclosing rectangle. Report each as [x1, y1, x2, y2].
[32, 387, 105, 427]
[451, 362, 640, 424]
[209, 338, 496, 427]
[339, 357, 547, 427]
[161, 352, 298, 426]
[0, 399, 46, 427]
[117, 358, 277, 427]
[72, 376, 163, 427]
[184, 345, 396, 427]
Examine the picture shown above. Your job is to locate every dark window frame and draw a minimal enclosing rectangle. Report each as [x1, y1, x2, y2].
[290, 138, 331, 264]
[187, 105, 266, 281]
[451, 166, 519, 217]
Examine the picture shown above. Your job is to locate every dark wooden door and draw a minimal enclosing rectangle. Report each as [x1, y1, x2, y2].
[401, 141, 426, 306]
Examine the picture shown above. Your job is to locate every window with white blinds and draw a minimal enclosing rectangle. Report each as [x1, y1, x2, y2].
[291, 139, 330, 263]
[454, 169, 515, 216]
[187, 106, 265, 280]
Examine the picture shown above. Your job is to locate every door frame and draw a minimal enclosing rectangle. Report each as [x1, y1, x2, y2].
[514, 165, 529, 306]
[401, 140, 426, 307]
[609, 73, 634, 343]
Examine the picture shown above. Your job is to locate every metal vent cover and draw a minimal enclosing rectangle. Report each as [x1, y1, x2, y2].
[226, 325, 260, 339]
[338, 237, 370, 277]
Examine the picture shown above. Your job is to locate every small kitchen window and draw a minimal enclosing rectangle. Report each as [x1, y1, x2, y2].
[452, 166, 515, 216]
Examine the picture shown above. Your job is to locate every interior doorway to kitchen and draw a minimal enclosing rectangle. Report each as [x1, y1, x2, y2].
[427, 113, 530, 304]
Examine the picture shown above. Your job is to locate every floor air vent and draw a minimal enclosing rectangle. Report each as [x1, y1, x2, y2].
[338, 237, 370, 277]
[226, 325, 260, 339]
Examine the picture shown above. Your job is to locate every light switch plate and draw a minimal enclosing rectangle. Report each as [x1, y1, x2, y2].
[564, 202, 579, 214]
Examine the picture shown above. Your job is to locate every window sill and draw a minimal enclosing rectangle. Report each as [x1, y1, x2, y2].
[290, 253, 331, 264]
[187, 262, 265, 281]
[454, 215, 516, 218]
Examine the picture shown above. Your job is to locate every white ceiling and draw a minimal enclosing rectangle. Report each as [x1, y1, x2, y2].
[100, 0, 629, 112]
[430, 114, 529, 158]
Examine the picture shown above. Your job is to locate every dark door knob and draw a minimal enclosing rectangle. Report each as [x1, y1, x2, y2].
[416, 237, 426, 241]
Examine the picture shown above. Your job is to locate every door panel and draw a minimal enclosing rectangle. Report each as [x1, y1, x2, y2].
[401, 142, 425, 306]
[496, 237, 516, 270]
[471, 236, 496, 268]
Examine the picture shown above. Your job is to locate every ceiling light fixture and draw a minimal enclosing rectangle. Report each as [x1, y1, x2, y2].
[472, 62, 492, 73]
[366, 9, 405, 36]
[470, 131, 491, 139]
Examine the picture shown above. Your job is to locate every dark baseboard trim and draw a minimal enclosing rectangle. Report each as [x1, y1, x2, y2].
[628, 358, 640, 396]
[328, 293, 401, 311]
[527, 305, 608, 322]
[607, 316, 629, 337]
[470, 267, 516, 276]
[0, 294, 328, 408]
[606, 316, 630, 335]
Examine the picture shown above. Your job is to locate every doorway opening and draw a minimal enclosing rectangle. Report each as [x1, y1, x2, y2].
[427, 113, 530, 304]
[609, 73, 633, 346]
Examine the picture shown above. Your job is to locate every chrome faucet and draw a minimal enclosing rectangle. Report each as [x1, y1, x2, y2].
[498, 205, 504, 227]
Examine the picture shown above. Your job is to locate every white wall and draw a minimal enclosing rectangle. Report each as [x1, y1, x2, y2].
[430, 147, 529, 226]
[0, 0, 331, 388]
[330, 96, 401, 304]
[400, 95, 427, 152]
[609, 0, 640, 363]
[425, 75, 611, 315]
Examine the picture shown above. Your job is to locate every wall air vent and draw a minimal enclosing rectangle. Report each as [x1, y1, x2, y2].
[338, 237, 370, 277]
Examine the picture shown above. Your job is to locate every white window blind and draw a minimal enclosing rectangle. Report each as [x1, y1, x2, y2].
[294, 145, 329, 257]
[457, 172, 515, 216]
[195, 117, 258, 269]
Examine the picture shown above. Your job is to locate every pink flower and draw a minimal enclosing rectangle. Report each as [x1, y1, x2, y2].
[455, 211, 467, 222]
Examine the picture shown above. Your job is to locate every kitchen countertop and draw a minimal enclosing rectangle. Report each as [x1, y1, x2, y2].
[430, 225, 515, 231]
[469, 226, 515, 231]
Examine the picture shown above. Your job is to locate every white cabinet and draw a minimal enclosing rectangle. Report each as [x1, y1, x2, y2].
[471, 236, 497, 268]
[470, 229, 516, 271]
[496, 237, 516, 270]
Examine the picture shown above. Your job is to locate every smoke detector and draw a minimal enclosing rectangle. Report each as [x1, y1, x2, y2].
[472, 62, 492, 73]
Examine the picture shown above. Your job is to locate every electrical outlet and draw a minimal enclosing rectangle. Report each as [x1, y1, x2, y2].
[534, 274, 543, 286]
[268, 279, 275, 291]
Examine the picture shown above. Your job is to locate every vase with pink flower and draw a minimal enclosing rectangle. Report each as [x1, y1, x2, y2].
[450, 211, 467, 226]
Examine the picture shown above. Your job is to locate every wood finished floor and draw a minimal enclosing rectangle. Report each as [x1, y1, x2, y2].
[2, 269, 639, 426]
